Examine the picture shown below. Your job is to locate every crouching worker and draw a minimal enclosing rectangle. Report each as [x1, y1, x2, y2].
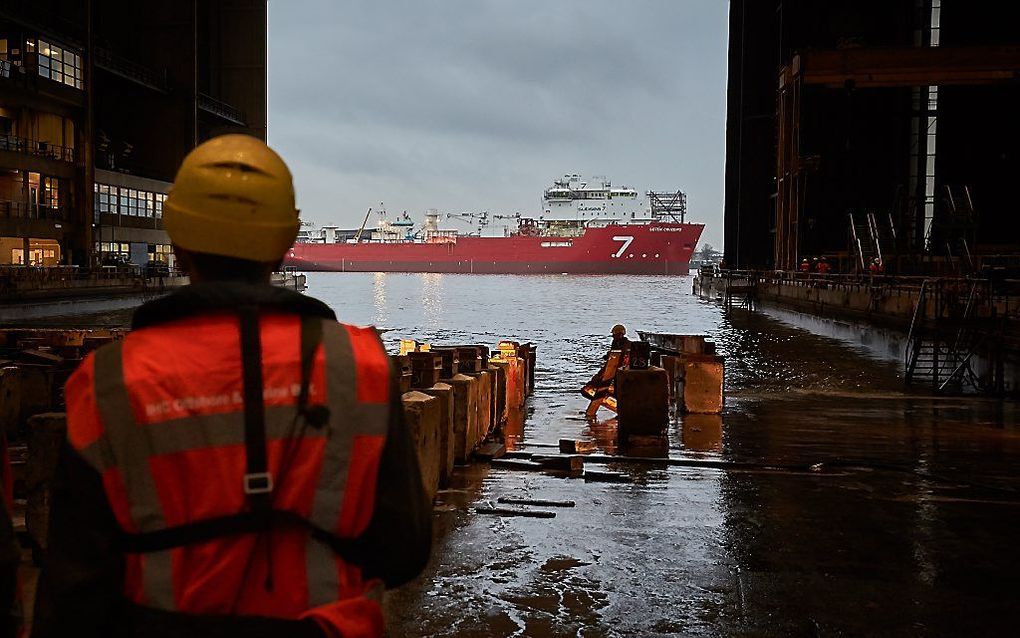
[32, 135, 431, 638]
[581, 324, 630, 419]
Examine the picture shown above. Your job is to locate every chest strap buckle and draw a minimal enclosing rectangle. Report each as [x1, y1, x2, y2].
[243, 471, 274, 495]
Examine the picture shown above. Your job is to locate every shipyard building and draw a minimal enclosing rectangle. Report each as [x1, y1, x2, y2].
[0, 0, 267, 270]
[724, 0, 1020, 273]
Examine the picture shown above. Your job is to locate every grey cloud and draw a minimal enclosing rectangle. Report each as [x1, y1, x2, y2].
[268, 0, 727, 246]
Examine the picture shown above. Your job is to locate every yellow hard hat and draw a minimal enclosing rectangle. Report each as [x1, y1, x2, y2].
[163, 134, 299, 262]
[612, 324, 626, 337]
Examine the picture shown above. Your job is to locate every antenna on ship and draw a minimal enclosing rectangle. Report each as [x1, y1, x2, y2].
[647, 190, 687, 223]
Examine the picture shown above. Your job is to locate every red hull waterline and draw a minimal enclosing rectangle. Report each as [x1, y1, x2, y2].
[284, 222, 705, 275]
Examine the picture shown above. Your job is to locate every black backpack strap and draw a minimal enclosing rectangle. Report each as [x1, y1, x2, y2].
[297, 315, 330, 428]
[118, 511, 364, 563]
[238, 306, 272, 511]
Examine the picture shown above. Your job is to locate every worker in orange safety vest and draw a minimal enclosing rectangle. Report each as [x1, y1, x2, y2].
[32, 135, 431, 638]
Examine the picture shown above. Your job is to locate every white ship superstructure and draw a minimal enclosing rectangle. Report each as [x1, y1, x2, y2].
[542, 174, 651, 223]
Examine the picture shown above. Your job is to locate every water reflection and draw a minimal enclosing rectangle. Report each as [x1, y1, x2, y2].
[584, 416, 619, 455]
[419, 273, 444, 330]
[503, 407, 525, 450]
[681, 413, 723, 453]
[718, 394, 1020, 635]
[372, 272, 388, 326]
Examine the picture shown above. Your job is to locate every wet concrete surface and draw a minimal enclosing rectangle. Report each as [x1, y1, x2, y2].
[29, 273, 1020, 635]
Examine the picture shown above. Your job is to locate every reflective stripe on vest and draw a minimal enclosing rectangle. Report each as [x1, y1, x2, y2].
[76, 318, 390, 615]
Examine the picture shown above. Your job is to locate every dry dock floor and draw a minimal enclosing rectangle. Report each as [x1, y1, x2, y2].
[385, 309, 1020, 637]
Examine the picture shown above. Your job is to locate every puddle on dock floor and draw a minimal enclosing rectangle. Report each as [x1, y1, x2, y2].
[388, 391, 1020, 637]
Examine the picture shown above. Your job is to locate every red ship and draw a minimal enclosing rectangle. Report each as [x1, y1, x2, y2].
[283, 176, 704, 275]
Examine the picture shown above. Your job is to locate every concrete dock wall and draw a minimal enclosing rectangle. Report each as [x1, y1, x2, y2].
[696, 271, 1020, 393]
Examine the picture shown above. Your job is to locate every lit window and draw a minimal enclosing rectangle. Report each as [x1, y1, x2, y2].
[44, 177, 60, 209]
[30, 38, 83, 90]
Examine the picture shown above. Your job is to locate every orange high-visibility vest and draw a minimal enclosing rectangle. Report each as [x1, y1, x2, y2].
[65, 311, 392, 638]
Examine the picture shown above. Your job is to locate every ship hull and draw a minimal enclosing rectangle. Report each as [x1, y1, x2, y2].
[284, 222, 704, 275]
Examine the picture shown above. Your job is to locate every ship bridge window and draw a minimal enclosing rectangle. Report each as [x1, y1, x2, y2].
[540, 241, 573, 248]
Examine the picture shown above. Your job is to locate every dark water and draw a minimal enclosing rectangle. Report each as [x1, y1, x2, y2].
[47, 273, 1020, 636]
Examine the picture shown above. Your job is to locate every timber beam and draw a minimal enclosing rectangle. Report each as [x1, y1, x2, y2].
[786, 46, 1020, 89]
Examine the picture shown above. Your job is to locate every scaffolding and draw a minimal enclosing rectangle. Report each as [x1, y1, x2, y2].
[647, 190, 687, 223]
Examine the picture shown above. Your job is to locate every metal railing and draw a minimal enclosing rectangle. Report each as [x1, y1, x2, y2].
[0, 200, 65, 220]
[904, 279, 928, 372]
[703, 267, 929, 291]
[198, 93, 247, 126]
[94, 47, 169, 93]
[0, 134, 76, 163]
[0, 264, 187, 296]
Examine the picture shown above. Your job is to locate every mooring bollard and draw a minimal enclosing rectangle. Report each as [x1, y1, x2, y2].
[615, 367, 670, 442]
[421, 382, 455, 487]
[401, 391, 441, 501]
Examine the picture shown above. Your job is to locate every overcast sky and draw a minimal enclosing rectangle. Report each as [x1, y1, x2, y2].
[267, 1, 728, 248]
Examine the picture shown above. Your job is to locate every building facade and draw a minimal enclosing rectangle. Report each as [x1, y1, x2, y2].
[0, 0, 267, 269]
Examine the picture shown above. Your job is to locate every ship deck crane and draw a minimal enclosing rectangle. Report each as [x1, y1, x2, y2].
[447, 211, 490, 236]
[354, 207, 373, 243]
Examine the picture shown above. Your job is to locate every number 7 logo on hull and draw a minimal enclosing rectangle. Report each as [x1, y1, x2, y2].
[612, 236, 634, 258]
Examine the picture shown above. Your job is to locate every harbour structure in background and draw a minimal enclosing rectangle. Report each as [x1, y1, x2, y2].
[285, 175, 705, 275]
[715, 0, 1020, 397]
[725, 0, 1020, 276]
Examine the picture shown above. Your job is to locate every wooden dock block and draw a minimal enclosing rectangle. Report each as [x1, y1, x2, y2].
[658, 354, 683, 402]
[491, 358, 525, 408]
[448, 374, 478, 463]
[616, 367, 669, 441]
[475, 441, 506, 460]
[683, 354, 724, 414]
[401, 391, 441, 501]
[0, 367, 21, 436]
[533, 455, 584, 473]
[470, 370, 493, 446]
[26, 412, 67, 553]
[558, 439, 597, 454]
[421, 382, 455, 488]
[488, 364, 507, 430]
